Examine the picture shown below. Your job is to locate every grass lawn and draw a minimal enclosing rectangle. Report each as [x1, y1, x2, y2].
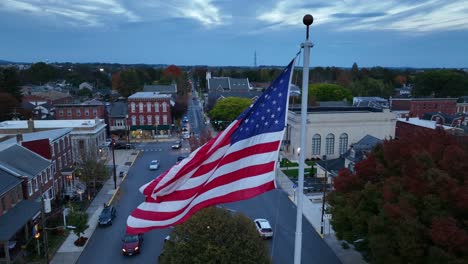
[282, 168, 314, 178]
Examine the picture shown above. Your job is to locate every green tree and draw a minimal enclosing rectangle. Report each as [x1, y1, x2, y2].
[414, 70, 468, 97]
[76, 156, 109, 198]
[115, 69, 141, 97]
[309, 83, 352, 102]
[350, 77, 393, 98]
[159, 207, 270, 264]
[67, 206, 89, 243]
[0, 67, 22, 101]
[351, 62, 359, 81]
[328, 130, 468, 263]
[25, 62, 59, 84]
[209, 97, 252, 130]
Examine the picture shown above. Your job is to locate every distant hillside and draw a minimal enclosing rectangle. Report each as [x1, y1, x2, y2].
[0, 59, 14, 65]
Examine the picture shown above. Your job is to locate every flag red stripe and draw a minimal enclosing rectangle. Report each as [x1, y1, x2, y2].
[126, 181, 275, 234]
[145, 161, 275, 205]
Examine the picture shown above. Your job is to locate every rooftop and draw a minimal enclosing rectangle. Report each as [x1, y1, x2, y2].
[0, 119, 105, 129]
[397, 117, 452, 130]
[128, 92, 172, 99]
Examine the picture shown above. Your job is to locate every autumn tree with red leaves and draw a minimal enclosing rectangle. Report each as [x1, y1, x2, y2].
[328, 130, 468, 264]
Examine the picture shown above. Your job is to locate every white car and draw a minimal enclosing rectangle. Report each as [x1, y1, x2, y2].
[254, 219, 273, 239]
[149, 160, 160, 170]
[171, 141, 181, 149]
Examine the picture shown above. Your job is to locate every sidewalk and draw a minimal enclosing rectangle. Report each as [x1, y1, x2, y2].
[276, 170, 366, 264]
[50, 149, 139, 264]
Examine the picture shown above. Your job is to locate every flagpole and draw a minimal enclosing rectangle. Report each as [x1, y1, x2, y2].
[294, 14, 313, 264]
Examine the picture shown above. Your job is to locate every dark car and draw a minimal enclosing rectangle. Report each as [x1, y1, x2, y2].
[98, 206, 116, 226]
[122, 234, 143, 256]
[177, 156, 187, 162]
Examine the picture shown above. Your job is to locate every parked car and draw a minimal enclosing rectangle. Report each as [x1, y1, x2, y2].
[149, 160, 160, 170]
[171, 141, 181, 149]
[177, 156, 187, 162]
[254, 219, 273, 239]
[98, 205, 116, 226]
[122, 233, 143, 256]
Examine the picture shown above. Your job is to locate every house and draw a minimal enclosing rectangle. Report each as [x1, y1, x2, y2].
[315, 135, 382, 182]
[108, 99, 129, 141]
[22, 91, 72, 105]
[409, 98, 457, 118]
[0, 119, 107, 162]
[284, 107, 396, 160]
[0, 168, 41, 264]
[395, 117, 453, 139]
[0, 128, 77, 200]
[55, 99, 106, 122]
[127, 92, 174, 138]
[389, 97, 411, 117]
[206, 71, 251, 92]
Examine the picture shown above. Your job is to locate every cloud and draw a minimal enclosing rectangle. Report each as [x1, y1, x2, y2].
[0, 0, 140, 27]
[256, 0, 468, 32]
[0, 0, 228, 28]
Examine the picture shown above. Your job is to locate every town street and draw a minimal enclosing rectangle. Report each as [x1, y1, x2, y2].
[78, 141, 341, 263]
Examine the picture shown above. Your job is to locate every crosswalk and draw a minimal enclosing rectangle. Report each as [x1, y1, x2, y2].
[139, 147, 191, 152]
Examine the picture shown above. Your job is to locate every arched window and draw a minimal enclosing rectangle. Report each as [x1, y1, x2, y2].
[146, 102, 151, 112]
[139, 102, 143, 112]
[325, 133, 335, 155]
[139, 115, 144, 125]
[155, 115, 160, 125]
[312, 134, 321, 155]
[131, 116, 136, 125]
[339, 133, 348, 155]
[147, 115, 152, 125]
[154, 102, 159, 112]
[162, 102, 167, 112]
[163, 115, 168, 124]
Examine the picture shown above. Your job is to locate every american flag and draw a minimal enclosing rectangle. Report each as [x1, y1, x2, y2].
[126, 59, 295, 234]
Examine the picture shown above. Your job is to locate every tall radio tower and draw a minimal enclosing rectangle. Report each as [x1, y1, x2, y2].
[254, 50, 257, 67]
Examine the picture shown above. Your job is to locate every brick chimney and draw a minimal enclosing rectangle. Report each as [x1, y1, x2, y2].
[16, 134, 23, 143]
[27, 118, 35, 132]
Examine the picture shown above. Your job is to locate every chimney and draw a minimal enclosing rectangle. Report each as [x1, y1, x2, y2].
[27, 118, 35, 132]
[16, 134, 23, 143]
[406, 115, 409, 121]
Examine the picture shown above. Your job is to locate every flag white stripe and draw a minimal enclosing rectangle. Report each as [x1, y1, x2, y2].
[127, 172, 274, 228]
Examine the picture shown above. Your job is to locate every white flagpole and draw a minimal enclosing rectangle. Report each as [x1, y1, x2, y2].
[294, 14, 313, 264]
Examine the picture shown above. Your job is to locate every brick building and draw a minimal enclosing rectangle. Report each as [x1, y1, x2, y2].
[55, 99, 106, 120]
[409, 98, 457, 118]
[127, 92, 174, 138]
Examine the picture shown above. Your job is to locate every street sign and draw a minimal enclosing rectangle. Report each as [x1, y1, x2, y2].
[324, 214, 332, 219]
[292, 183, 297, 189]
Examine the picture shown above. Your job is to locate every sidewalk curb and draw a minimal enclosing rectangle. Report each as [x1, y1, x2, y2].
[108, 150, 139, 205]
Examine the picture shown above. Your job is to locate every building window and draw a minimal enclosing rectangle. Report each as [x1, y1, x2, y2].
[162, 102, 167, 112]
[50, 143, 55, 157]
[93, 108, 97, 116]
[28, 181, 33, 195]
[155, 115, 160, 125]
[326, 133, 335, 155]
[44, 171, 48, 183]
[48, 167, 52, 180]
[312, 134, 321, 155]
[339, 133, 348, 155]
[163, 115, 168, 125]
[76, 109, 81, 116]
[85, 108, 90, 116]
[131, 103, 136, 113]
[132, 115, 136, 125]
[10, 190, 16, 206]
[52, 161, 56, 176]
[147, 102, 151, 112]
[147, 115, 152, 125]
[60, 139, 64, 152]
[67, 109, 72, 116]
[58, 157, 62, 170]
[34, 177, 39, 191]
[139, 102, 144, 112]
[59, 110, 64, 117]
[139, 115, 144, 125]
[154, 102, 159, 112]
[17, 185, 22, 201]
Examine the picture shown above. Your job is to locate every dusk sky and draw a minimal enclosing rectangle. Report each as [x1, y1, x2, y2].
[1, 0, 467, 68]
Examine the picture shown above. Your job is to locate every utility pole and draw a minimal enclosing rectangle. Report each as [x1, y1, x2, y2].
[38, 178, 49, 264]
[321, 155, 328, 236]
[111, 139, 117, 189]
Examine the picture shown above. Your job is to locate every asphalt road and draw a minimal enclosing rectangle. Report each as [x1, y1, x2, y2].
[78, 102, 341, 263]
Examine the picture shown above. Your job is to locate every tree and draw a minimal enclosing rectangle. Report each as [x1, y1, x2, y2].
[0, 93, 19, 121]
[75, 156, 109, 198]
[328, 130, 468, 263]
[0, 67, 22, 101]
[309, 83, 352, 102]
[209, 97, 252, 130]
[25, 62, 59, 84]
[114, 69, 141, 97]
[414, 70, 468, 97]
[67, 206, 89, 246]
[351, 62, 359, 81]
[350, 77, 393, 98]
[159, 206, 270, 264]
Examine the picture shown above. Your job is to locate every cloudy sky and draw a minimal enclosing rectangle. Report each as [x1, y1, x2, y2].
[1, 0, 467, 67]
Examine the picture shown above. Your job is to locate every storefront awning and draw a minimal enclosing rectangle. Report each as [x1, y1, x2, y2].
[0, 200, 41, 241]
[130, 125, 171, 131]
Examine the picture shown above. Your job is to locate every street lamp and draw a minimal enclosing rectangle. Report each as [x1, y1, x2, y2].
[320, 155, 328, 236]
[111, 139, 117, 189]
[126, 115, 130, 144]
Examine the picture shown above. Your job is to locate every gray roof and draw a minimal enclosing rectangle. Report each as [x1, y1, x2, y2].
[229, 78, 250, 91]
[316, 157, 345, 178]
[344, 135, 382, 162]
[128, 92, 172, 99]
[0, 144, 51, 179]
[109, 101, 128, 118]
[457, 96, 468, 103]
[143, 84, 177, 94]
[0, 167, 22, 196]
[18, 128, 72, 143]
[0, 200, 41, 240]
[209, 78, 230, 91]
[318, 101, 351, 107]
